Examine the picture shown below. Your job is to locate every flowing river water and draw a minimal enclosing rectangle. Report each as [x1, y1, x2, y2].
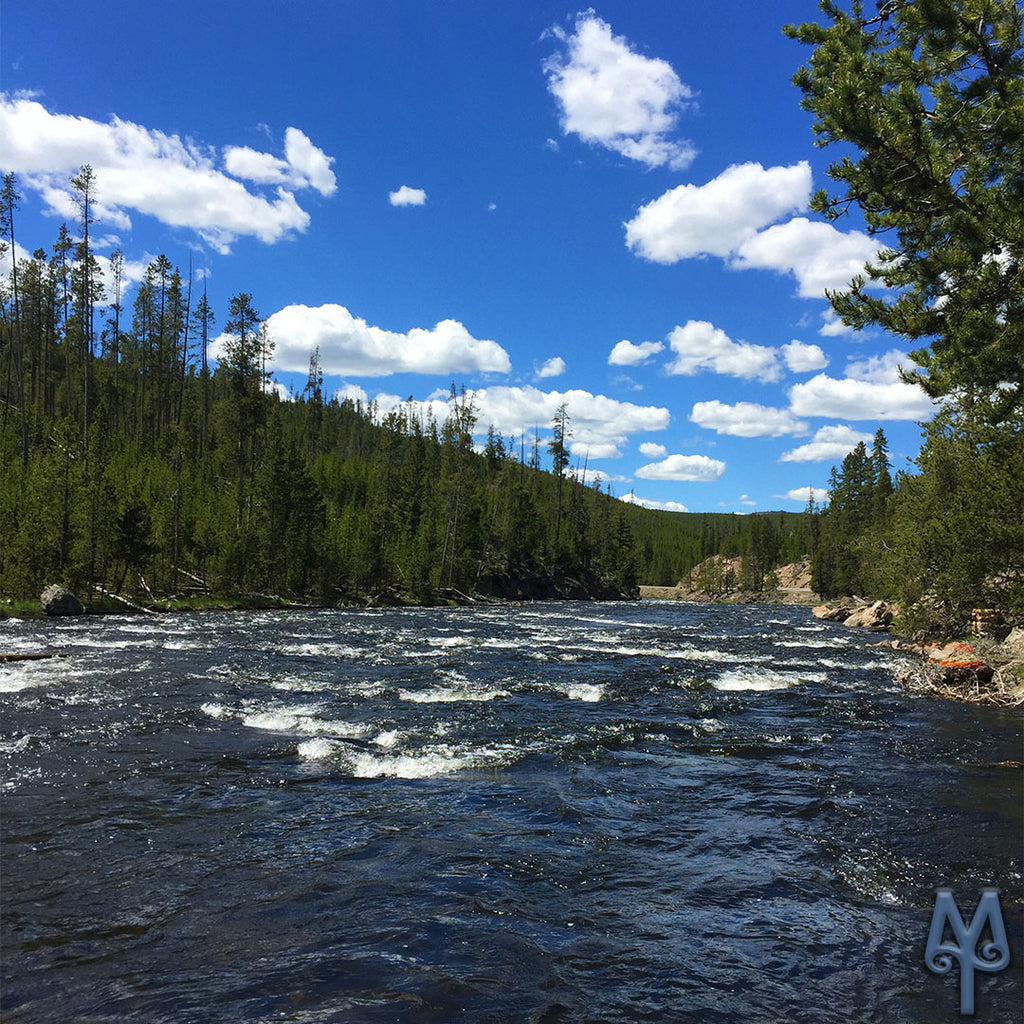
[1, 601, 1021, 1023]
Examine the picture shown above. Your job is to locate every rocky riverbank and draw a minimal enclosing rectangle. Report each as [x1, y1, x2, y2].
[812, 598, 1024, 706]
[639, 557, 818, 606]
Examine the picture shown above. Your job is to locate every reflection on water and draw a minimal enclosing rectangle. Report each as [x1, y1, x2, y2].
[1, 601, 1021, 1022]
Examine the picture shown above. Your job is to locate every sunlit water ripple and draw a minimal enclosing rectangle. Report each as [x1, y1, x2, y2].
[1, 601, 1021, 1022]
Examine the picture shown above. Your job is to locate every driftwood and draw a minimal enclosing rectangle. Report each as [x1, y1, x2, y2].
[93, 584, 159, 616]
[0, 652, 58, 662]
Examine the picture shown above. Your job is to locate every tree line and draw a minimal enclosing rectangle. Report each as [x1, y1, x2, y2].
[792, 0, 1024, 631]
[0, 179, 807, 605]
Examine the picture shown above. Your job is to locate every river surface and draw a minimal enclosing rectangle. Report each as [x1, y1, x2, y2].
[1, 601, 1021, 1023]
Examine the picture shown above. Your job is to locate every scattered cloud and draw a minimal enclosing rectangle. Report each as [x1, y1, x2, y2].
[260, 303, 511, 377]
[844, 348, 917, 385]
[690, 400, 807, 438]
[335, 382, 370, 406]
[731, 217, 879, 298]
[788, 373, 936, 420]
[369, 384, 670, 456]
[624, 160, 878, 300]
[665, 320, 781, 382]
[544, 12, 696, 170]
[779, 486, 830, 504]
[389, 185, 427, 207]
[635, 453, 726, 482]
[625, 161, 809, 263]
[819, 309, 857, 337]
[224, 126, 336, 195]
[465, 385, 670, 453]
[608, 338, 664, 366]
[620, 492, 690, 513]
[781, 339, 828, 373]
[569, 466, 629, 484]
[0, 94, 334, 252]
[570, 440, 620, 459]
[537, 355, 566, 378]
[778, 424, 874, 463]
[638, 441, 667, 458]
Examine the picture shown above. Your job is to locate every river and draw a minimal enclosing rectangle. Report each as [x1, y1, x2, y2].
[1, 601, 1021, 1022]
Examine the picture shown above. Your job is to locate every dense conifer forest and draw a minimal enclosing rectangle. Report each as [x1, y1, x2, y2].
[1, 156, 1020, 629]
[0, 181, 820, 606]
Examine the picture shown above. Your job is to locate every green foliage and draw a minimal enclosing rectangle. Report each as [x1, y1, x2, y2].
[786, 0, 1024, 418]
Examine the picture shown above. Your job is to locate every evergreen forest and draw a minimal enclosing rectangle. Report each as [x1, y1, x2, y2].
[0, 184, 821, 607]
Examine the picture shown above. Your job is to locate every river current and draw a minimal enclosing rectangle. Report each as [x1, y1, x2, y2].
[1, 601, 1021, 1023]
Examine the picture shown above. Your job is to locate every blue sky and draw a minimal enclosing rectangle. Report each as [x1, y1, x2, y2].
[0, 0, 937, 513]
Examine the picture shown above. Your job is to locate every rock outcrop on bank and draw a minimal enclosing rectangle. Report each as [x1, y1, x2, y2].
[812, 598, 896, 630]
[813, 597, 1024, 705]
[639, 557, 819, 606]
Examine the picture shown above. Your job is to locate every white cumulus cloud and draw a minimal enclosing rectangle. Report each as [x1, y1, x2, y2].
[844, 348, 917, 385]
[624, 161, 810, 263]
[262, 304, 511, 377]
[544, 12, 696, 170]
[666, 320, 781, 383]
[788, 373, 937, 420]
[638, 441, 667, 458]
[624, 161, 879, 300]
[780, 487, 830, 504]
[781, 339, 829, 373]
[466, 385, 669, 453]
[0, 95, 334, 252]
[389, 185, 427, 207]
[223, 127, 336, 195]
[537, 356, 566, 378]
[635, 453, 726, 482]
[779, 425, 875, 463]
[690, 400, 807, 438]
[620, 493, 690, 513]
[372, 385, 670, 457]
[732, 217, 880, 298]
[608, 338, 665, 366]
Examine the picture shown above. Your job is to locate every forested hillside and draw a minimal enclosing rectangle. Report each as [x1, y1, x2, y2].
[0, 191, 817, 605]
[789, 0, 1023, 632]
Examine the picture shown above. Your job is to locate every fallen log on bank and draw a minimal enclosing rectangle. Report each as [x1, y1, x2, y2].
[93, 585, 159, 616]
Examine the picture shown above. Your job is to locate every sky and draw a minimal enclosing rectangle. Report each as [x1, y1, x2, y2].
[0, 0, 939, 513]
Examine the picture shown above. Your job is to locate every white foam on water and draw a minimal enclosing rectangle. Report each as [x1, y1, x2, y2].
[373, 729, 402, 748]
[398, 668, 508, 704]
[426, 636, 473, 648]
[299, 733, 519, 778]
[297, 737, 336, 761]
[564, 683, 604, 702]
[242, 710, 305, 732]
[0, 734, 34, 754]
[774, 639, 846, 649]
[398, 685, 508, 703]
[201, 701, 230, 719]
[280, 642, 364, 658]
[0, 666, 53, 693]
[711, 667, 826, 691]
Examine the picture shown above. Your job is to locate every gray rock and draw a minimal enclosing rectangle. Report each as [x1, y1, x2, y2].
[843, 599, 895, 630]
[40, 584, 84, 616]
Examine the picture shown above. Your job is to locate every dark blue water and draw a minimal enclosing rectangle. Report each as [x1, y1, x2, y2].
[1, 601, 1021, 1022]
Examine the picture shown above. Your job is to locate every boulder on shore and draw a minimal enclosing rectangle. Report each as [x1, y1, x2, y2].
[843, 600, 896, 630]
[40, 584, 84, 616]
[812, 598, 897, 630]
